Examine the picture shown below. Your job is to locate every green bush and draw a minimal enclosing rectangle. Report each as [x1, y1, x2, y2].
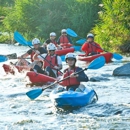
[92, 0, 130, 52]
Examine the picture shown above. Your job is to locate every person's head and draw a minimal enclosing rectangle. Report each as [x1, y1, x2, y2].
[50, 32, 56, 40]
[61, 29, 67, 35]
[87, 33, 94, 43]
[65, 53, 76, 68]
[32, 38, 40, 49]
[47, 43, 57, 56]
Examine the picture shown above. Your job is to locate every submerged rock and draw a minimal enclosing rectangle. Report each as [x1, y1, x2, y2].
[113, 63, 130, 76]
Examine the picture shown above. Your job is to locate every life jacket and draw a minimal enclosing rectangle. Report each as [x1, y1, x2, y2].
[60, 67, 80, 87]
[43, 54, 58, 69]
[30, 51, 35, 62]
[51, 40, 58, 47]
[59, 35, 69, 44]
[81, 42, 103, 56]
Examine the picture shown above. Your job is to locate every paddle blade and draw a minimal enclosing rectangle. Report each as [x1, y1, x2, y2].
[73, 46, 81, 51]
[14, 31, 27, 46]
[66, 28, 78, 37]
[76, 39, 86, 44]
[113, 53, 123, 60]
[27, 41, 33, 46]
[88, 56, 105, 69]
[0, 55, 8, 62]
[26, 89, 43, 100]
[60, 55, 65, 61]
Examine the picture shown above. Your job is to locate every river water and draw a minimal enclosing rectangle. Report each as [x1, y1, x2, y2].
[0, 44, 130, 130]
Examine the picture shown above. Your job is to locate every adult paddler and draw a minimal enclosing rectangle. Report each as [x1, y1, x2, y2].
[33, 43, 62, 78]
[17, 38, 47, 71]
[57, 29, 73, 49]
[81, 33, 103, 56]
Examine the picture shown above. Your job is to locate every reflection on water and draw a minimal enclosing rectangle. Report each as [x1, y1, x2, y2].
[0, 44, 130, 129]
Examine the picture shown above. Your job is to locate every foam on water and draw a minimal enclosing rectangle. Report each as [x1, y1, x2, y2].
[0, 44, 130, 129]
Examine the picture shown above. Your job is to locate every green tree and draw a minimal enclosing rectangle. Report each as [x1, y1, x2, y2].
[93, 0, 130, 52]
[3, 0, 101, 42]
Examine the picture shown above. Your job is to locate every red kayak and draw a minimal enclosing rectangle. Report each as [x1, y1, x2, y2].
[3, 64, 27, 74]
[55, 48, 74, 56]
[26, 71, 56, 84]
[78, 52, 113, 63]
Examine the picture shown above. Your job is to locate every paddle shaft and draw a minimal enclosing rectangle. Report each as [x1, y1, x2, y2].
[27, 46, 63, 75]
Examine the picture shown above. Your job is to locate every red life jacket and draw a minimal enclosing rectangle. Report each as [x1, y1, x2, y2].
[51, 40, 58, 47]
[81, 42, 103, 56]
[43, 54, 58, 69]
[60, 67, 80, 87]
[59, 35, 69, 44]
[30, 51, 35, 62]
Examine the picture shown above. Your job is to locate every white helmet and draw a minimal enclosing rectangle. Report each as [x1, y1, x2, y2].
[65, 53, 76, 61]
[32, 38, 40, 45]
[87, 33, 94, 38]
[50, 32, 56, 37]
[47, 43, 57, 50]
[61, 29, 67, 33]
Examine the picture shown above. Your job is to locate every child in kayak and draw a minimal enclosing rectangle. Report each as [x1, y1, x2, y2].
[81, 33, 103, 56]
[57, 53, 89, 92]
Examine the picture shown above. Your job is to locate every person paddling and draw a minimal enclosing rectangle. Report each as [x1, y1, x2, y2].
[17, 38, 47, 71]
[57, 53, 88, 92]
[57, 29, 73, 49]
[43, 32, 61, 49]
[33, 43, 62, 78]
[81, 33, 103, 56]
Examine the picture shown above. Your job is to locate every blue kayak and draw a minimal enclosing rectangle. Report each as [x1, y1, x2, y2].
[50, 86, 96, 109]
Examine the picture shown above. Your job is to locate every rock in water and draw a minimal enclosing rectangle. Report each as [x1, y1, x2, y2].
[113, 63, 130, 76]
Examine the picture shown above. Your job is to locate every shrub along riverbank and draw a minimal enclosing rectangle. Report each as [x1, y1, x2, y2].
[0, 0, 130, 52]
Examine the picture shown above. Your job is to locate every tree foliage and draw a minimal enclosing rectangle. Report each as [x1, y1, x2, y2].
[3, 0, 101, 41]
[92, 0, 130, 52]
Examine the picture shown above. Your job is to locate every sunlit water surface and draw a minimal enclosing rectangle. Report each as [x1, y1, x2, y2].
[0, 44, 130, 130]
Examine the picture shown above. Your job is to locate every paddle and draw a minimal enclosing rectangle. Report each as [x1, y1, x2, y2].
[26, 56, 105, 100]
[14, 31, 63, 75]
[0, 53, 17, 62]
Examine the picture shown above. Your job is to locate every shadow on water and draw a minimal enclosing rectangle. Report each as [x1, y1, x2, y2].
[54, 102, 130, 118]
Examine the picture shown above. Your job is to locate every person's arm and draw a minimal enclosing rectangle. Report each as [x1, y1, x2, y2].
[33, 51, 46, 61]
[76, 68, 89, 82]
[17, 49, 32, 59]
[57, 37, 61, 44]
[67, 35, 72, 44]
[81, 42, 89, 55]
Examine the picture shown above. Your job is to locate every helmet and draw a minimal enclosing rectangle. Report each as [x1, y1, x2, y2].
[87, 33, 94, 38]
[65, 53, 76, 61]
[50, 32, 56, 37]
[61, 29, 67, 33]
[32, 38, 40, 45]
[47, 43, 57, 50]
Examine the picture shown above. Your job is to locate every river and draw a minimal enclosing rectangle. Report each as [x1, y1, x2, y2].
[0, 44, 130, 130]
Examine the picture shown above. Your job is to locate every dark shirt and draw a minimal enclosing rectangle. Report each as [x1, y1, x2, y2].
[27, 47, 47, 55]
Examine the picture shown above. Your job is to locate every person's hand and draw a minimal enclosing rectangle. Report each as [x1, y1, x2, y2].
[17, 56, 23, 59]
[35, 50, 40, 55]
[70, 73, 78, 78]
[54, 66, 59, 70]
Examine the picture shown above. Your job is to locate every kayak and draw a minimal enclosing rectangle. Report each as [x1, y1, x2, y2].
[3, 63, 28, 74]
[78, 52, 113, 63]
[55, 48, 74, 56]
[50, 85, 96, 109]
[26, 71, 56, 84]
